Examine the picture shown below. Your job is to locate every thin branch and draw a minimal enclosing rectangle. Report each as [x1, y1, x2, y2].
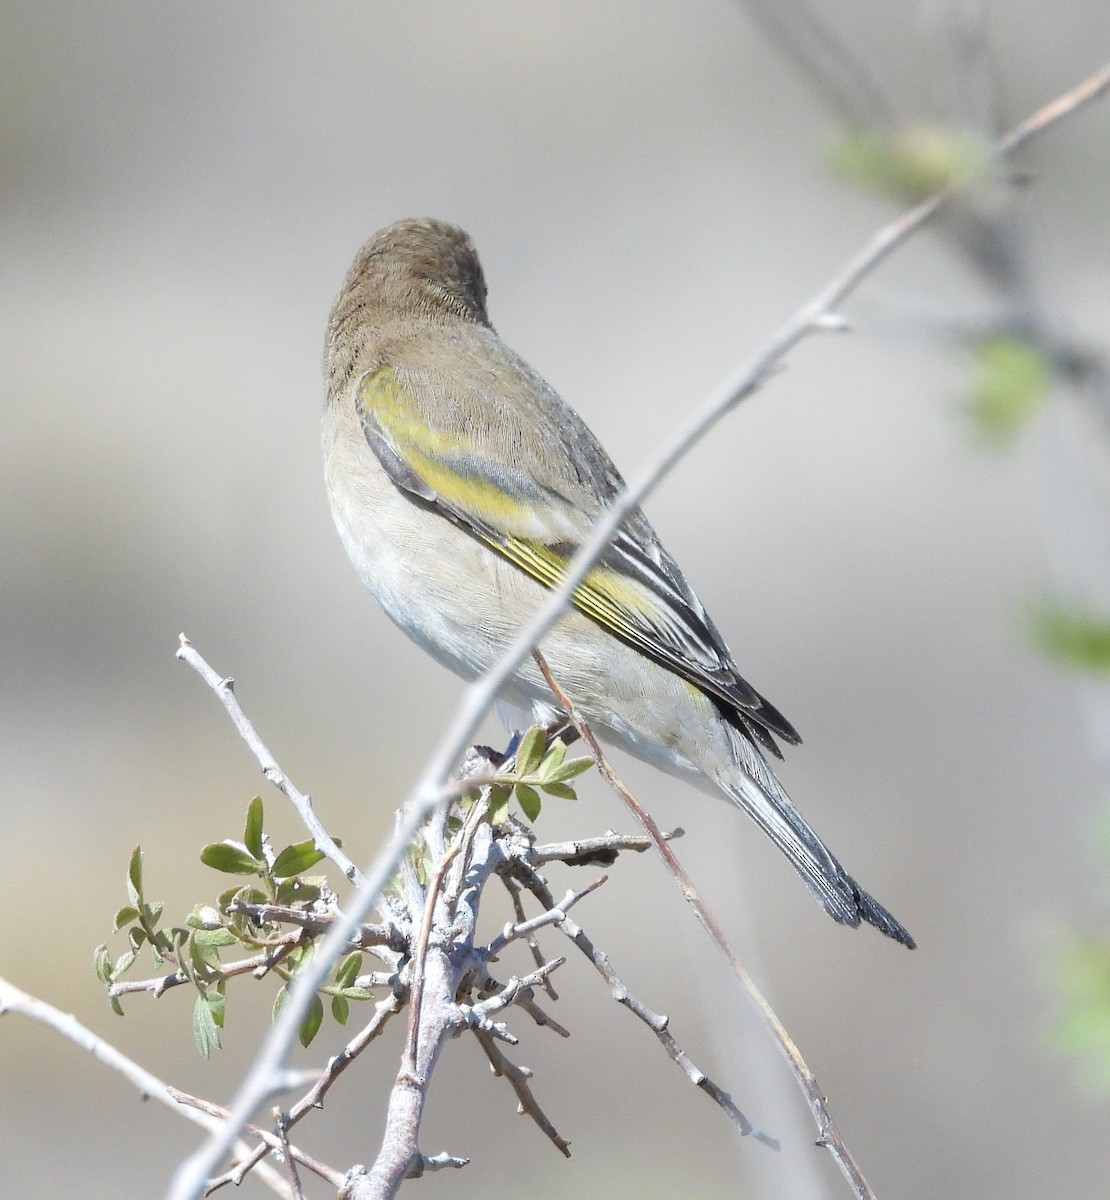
[110, 937, 312, 1001]
[530, 829, 684, 865]
[513, 864, 774, 1148]
[166, 1089, 344, 1191]
[284, 990, 405, 1124]
[168, 64, 1110, 1199]
[0, 975, 293, 1199]
[473, 1030, 572, 1157]
[485, 877, 608, 957]
[176, 636, 363, 888]
[737, 0, 896, 128]
[534, 650, 866, 1191]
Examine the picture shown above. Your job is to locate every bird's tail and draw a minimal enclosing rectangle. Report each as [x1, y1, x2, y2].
[721, 728, 915, 948]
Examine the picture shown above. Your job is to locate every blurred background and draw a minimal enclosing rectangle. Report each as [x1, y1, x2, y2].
[2, 3, 1109, 1197]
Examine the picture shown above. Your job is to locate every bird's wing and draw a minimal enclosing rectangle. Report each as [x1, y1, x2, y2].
[356, 365, 800, 751]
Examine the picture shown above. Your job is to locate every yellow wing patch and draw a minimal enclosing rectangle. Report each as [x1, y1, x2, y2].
[489, 534, 665, 650]
[357, 366, 537, 529]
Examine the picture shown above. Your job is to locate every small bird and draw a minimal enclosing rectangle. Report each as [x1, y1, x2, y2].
[323, 218, 914, 948]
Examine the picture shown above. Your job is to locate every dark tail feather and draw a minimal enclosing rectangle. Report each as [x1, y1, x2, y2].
[723, 730, 915, 949]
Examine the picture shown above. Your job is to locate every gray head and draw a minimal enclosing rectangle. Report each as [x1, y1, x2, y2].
[326, 218, 491, 395]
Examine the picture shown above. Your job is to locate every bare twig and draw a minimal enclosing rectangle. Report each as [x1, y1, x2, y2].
[513, 863, 774, 1148]
[176, 636, 363, 887]
[109, 935, 317, 1001]
[530, 828, 683, 865]
[168, 65, 1110, 1199]
[737, 0, 895, 128]
[534, 650, 866, 1191]
[473, 1029, 572, 1157]
[486, 877, 608, 957]
[166, 1089, 344, 1191]
[0, 975, 293, 1199]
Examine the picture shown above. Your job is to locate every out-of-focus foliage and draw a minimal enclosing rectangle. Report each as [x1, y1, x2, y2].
[965, 336, 1050, 445]
[830, 124, 990, 201]
[1031, 603, 1110, 673]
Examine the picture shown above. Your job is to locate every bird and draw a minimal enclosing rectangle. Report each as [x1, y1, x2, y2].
[322, 217, 914, 948]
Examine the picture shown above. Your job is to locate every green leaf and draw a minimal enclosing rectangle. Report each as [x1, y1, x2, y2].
[207, 986, 227, 1029]
[516, 784, 542, 823]
[113, 949, 137, 977]
[546, 756, 593, 783]
[186, 905, 225, 931]
[340, 986, 374, 1002]
[272, 984, 288, 1024]
[271, 840, 326, 878]
[965, 336, 1049, 445]
[336, 952, 362, 989]
[540, 739, 567, 773]
[224, 885, 269, 917]
[193, 991, 221, 1059]
[275, 877, 321, 905]
[243, 796, 265, 860]
[108, 994, 124, 1017]
[112, 906, 140, 932]
[94, 944, 112, 983]
[487, 784, 511, 823]
[127, 927, 148, 953]
[539, 781, 578, 801]
[201, 842, 262, 875]
[142, 900, 165, 927]
[331, 993, 350, 1025]
[299, 994, 324, 1048]
[515, 725, 546, 776]
[127, 845, 144, 907]
[192, 928, 237, 948]
[1031, 604, 1110, 673]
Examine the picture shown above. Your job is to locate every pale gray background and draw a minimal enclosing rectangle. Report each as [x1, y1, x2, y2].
[2, 4, 1109, 1198]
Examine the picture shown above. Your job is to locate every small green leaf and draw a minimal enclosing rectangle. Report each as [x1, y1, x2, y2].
[540, 739, 567, 773]
[539, 781, 578, 801]
[127, 845, 144, 907]
[243, 796, 265, 860]
[186, 905, 225, 931]
[275, 878, 321, 905]
[271, 840, 324, 878]
[193, 928, 237, 948]
[94, 944, 112, 983]
[201, 842, 262, 875]
[193, 991, 221, 1059]
[515, 725, 546, 776]
[340, 986, 374, 1002]
[487, 784, 511, 823]
[546, 756, 593, 783]
[517, 784, 542, 823]
[272, 984, 288, 1024]
[271, 840, 326, 878]
[113, 949, 137, 977]
[299, 994, 324, 1047]
[112, 906, 140, 932]
[127, 926, 148, 953]
[331, 993, 350, 1025]
[142, 900, 165, 927]
[207, 987, 227, 1029]
[336, 952, 362, 989]
[108, 993, 124, 1017]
